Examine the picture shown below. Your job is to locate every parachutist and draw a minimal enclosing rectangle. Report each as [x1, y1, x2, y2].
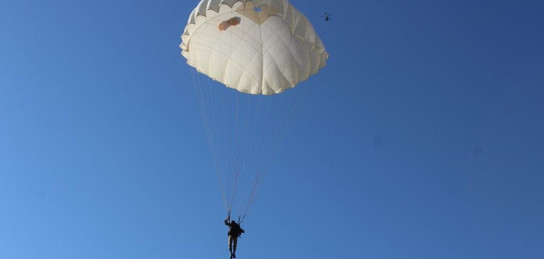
[323, 12, 332, 22]
[225, 213, 245, 258]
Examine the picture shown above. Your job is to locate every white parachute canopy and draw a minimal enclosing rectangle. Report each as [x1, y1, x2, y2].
[180, 0, 328, 95]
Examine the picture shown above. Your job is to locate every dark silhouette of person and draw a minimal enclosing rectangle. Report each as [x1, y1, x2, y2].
[224, 215, 245, 258]
[323, 12, 332, 22]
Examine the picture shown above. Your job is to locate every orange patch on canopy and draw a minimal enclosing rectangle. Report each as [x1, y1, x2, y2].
[218, 17, 241, 31]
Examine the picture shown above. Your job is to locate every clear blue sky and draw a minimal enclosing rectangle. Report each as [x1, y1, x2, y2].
[1, 0, 544, 258]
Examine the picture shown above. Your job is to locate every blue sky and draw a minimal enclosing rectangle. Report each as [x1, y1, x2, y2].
[1, 0, 544, 258]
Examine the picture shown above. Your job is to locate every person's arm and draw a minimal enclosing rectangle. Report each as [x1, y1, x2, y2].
[224, 212, 231, 225]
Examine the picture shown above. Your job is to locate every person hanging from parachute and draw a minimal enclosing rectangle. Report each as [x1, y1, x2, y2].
[180, 0, 328, 257]
[224, 212, 245, 259]
[322, 12, 333, 22]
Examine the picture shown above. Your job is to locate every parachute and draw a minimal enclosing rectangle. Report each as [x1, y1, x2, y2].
[180, 0, 328, 220]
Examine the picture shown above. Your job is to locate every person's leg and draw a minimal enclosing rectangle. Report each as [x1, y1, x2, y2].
[228, 236, 233, 254]
[232, 238, 238, 258]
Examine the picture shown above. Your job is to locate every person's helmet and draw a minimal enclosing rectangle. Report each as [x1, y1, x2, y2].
[231, 220, 236, 224]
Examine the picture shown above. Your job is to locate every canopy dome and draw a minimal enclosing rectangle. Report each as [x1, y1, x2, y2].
[180, 0, 328, 95]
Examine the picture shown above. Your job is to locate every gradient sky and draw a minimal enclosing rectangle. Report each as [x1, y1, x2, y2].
[1, 0, 544, 258]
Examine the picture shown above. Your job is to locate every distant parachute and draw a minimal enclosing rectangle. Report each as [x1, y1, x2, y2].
[180, 0, 328, 220]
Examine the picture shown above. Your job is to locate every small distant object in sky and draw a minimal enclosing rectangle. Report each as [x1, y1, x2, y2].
[323, 12, 333, 22]
[372, 135, 383, 148]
